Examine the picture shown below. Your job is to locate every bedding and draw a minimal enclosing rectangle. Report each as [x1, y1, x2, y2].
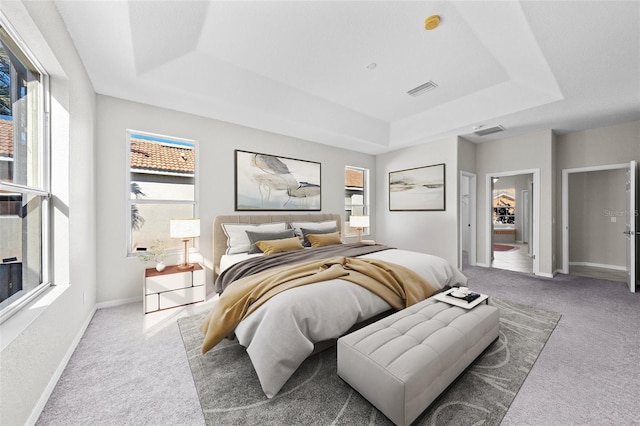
[215, 242, 391, 294]
[222, 222, 288, 254]
[255, 236, 304, 254]
[290, 220, 337, 241]
[200, 254, 438, 354]
[219, 252, 262, 273]
[204, 241, 467, 398]
[245, 228, 296, 253]
[305, 231, 342, 247]
[300, 226, 338, 246]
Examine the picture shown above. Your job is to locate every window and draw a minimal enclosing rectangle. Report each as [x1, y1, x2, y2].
[127, 131, 197, 256]
[0, 21, 49, 321]
[492, 188, 515, 224]
[344, 166, 369, 236]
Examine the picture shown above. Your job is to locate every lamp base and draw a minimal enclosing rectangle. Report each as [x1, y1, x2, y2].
[178, 238, 194, 270]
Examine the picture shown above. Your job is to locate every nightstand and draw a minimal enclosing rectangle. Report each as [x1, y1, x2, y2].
[144, 264, 205, 313]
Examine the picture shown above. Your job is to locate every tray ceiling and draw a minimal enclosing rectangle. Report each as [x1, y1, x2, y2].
[54, 1, 640, 154]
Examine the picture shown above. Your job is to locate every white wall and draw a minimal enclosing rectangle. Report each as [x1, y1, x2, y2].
[474, 130, 555, 276]
[95, 95, 376, 303]
[375, 137, 459, 266]
[0, 1, 97, 425]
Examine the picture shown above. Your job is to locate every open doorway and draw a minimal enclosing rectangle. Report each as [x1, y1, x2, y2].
[486, 169, 540, 275]
[562, 162, 637, 291]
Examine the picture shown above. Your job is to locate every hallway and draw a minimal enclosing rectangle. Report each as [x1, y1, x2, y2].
[491, 243, 533, 274]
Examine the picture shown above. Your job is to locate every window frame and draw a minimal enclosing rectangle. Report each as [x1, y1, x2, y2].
[492, 188, 516, 224]
[0, 15, 51, 324]
[125, 130, 199, 258]
[344, 165, 370, 237]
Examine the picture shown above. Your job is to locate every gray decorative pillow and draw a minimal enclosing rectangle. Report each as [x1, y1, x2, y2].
[246, 229, 296, 254]
[300, 226, 338, 247]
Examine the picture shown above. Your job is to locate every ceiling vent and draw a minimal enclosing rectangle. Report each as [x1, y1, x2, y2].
[407, 80, 438, 97]
[474, 125, 505, 136]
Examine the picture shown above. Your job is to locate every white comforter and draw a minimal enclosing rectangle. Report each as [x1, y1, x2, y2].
[229, 248, 467, 398]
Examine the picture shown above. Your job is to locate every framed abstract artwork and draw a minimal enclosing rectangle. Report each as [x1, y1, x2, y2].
[235, 150, 321, 211]
[389, 163, 446, 211]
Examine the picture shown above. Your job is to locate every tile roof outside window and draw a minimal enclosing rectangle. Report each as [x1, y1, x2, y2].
[130, 138, 194, 175]
[0, 118, 13, 158]
[345, 167, 363, 188]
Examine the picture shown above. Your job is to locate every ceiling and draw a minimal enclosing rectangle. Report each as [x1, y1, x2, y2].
[53, 1, 640, 155]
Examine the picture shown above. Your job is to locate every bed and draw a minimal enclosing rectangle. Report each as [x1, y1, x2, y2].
[201, 213, 468, 398]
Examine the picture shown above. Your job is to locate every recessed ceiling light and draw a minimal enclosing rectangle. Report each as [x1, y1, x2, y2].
[366, 62, 377, 70]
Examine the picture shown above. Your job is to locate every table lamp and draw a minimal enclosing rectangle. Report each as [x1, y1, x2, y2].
[170, 218, 200, 269]
[350, 215, 369, 243]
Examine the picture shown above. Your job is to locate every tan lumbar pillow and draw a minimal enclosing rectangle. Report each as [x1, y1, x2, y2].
[306, 232, 343, 248]
[255, 237, 304, 255]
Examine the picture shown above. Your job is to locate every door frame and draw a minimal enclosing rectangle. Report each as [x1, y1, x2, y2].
[485, 168, 540, 274]
[459, 171, 477, 270]
[561, 162, 630, 274]
[522, 188, 530, 250]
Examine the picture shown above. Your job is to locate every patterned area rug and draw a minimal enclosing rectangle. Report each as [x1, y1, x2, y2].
[178, 298, 560, 425]
[493, 244, 519, 252]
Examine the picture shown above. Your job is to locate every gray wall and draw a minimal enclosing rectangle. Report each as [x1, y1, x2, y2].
[375, 137, 459, 265]
[474, 130, 556, 276]
[95, 95, 377, 303]
[556, 120, 640, 270]
[568, 169, 627, 267]
[0, 1, 98, 424]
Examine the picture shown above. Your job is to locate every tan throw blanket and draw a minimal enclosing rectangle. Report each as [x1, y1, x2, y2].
[200, 256, 438, 354]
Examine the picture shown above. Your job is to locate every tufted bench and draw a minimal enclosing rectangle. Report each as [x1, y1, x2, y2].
[337, 296, 500, 426]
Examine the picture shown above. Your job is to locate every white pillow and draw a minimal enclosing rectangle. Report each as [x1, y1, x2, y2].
[222, 222, 287, 254]
[290, 220, 337, 239]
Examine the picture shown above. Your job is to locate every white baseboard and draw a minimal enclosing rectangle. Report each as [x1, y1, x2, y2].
[536, 271, 555, 278]
[475, 262, 490, 268]
[28, 304, 97, 426]
[95, 296, 141, 309]
[568, 261, 627, 271]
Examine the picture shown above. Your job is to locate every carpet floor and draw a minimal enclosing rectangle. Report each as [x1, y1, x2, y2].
[178, 298, 560, 425]
[36, 266, 640, 426]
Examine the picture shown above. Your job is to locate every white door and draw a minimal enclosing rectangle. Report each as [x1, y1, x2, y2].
[459, 172, 476, 270]
[522, 189, 529, 244]
[625, 160, 637, 292]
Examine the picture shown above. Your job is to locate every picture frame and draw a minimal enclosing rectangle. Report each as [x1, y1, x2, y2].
[389, 163, 446, 211]
[235, 150, 321, 211]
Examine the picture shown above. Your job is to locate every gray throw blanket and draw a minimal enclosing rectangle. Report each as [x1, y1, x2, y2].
[215, 243, 393, 293]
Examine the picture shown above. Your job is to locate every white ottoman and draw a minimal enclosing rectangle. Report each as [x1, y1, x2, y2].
[337, 297, 499, 426]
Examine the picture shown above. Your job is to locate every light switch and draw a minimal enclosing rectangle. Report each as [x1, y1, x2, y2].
[611, 216, 616, 223]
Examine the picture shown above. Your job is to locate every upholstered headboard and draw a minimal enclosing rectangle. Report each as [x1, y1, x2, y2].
[212, 213, 342, 277]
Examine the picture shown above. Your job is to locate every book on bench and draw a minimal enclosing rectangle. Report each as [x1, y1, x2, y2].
[447, 292, 481, 303]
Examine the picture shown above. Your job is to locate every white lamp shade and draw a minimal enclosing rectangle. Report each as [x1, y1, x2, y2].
[170, 219, 200, 239]
[350, 215, 369, 228]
